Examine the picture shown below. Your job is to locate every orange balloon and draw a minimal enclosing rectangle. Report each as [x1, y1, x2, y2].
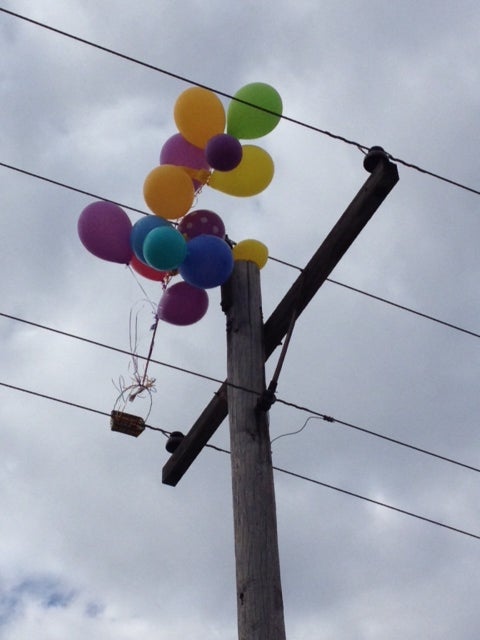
[174, 87, 226, 148]
[143, 165, 194, 220]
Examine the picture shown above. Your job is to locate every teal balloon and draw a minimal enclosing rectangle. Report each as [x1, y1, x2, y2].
[227, 83, 282, 140]
[143, 226, 187, 271]
[131, 215, 170, 265]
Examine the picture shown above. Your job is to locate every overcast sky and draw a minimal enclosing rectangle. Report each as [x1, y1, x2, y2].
[1, 1, 480, 639]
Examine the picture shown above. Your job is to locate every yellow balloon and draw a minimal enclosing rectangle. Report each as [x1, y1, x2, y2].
[143, 165, 194, 220]
[174, 87, 226, 148]
[232, 239, 269, 269]
[208, 145, 274, 197]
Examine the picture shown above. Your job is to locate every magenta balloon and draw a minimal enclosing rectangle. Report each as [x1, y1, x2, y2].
[205, 134, 243, 171]
[177, 209, 226, 241]
[157, 281, 209, 326]
[78, 201, 132, 264]
[160, 133, 209, 171]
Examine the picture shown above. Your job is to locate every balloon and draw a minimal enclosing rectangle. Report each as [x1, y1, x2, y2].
[130, 215, 171, 264]
[174, 87, 226, 148]
[129, 254, 168, 282]
[143, 165, 194, 220]
[178, 209, 225, 241]
[205, 134, 243, 171]
[160, 133, 209, 168]
[226, 83, 282, 139]
[208, 145, 274, 197]
[232, 239, 269, 269]
[78, 201, 132, 264]
[179, 235, 233, 289]
[143, 226, 187, 271]
[160, 133, 210, 190]
[157, 281, 209, 326]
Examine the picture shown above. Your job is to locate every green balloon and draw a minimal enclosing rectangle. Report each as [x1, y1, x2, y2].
[227, 83, 282, 139]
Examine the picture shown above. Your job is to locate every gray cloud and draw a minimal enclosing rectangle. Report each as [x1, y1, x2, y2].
[1, 1, 480, 639]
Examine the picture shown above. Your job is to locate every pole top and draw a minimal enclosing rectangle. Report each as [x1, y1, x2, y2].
[363, 146, 390, 173]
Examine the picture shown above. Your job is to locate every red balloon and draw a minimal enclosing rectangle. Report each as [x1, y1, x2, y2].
[129, 254, 168, 281]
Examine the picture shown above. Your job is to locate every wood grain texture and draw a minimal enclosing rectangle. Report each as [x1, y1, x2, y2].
[225, 261, 286, 640]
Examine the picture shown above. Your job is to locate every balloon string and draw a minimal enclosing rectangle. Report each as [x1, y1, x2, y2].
[140, 316, 159, 389]
[126, 265, 157, 312]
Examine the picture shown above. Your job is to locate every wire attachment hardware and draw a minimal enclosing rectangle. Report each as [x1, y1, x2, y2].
[165, 431, 185, 453]
[363, 146, 389, 173]
[256, 382, 277, 412]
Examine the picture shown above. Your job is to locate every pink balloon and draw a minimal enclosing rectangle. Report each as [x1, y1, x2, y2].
[160, 133, 210, 191]
[78, 201, 132, 264]
[157, 281, 209, 326]
[177, 209, 226, 241]
[160, 133, 208, 166]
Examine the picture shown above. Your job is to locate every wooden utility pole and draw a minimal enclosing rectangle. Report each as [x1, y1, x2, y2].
[162, 148, 400, 640]
[163, 148, 399, 487]
[223, 261, 286, 640]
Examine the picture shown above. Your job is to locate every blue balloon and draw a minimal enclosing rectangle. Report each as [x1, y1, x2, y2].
[179, 235, 234, 289]
[131, 215, 170, 264]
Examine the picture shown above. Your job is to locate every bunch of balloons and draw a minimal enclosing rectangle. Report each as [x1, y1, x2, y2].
[78, 82, 281, 326]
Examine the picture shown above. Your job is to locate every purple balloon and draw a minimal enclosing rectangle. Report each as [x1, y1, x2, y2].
[78, 201, 132, 264]
[177, 209, 226, 241]
[160, 133, 209, 171]
[179, 235, 234, 289]
[157, 281, 209, 326]
[205, 134, 243, 171]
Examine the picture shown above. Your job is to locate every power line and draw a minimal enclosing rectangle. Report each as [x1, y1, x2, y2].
[1, 7, 480, 197]
[1, 310, 479, 476]
[1, 379, 477, 542]
[207, 443, 480, 541]
[273, 400, 480, 475]
[0, 311, 224, 385]
[325, 277, 480, 340]
[204, 444, 480, 541]
[272, 464, 480, 541]
[0, 161, 149, 216]
[1, 160, 479, 342]
[0, 380, 169, 436]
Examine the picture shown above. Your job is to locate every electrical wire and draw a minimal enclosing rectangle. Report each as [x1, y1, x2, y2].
[1, 379, 478, 542]
[272, 403, 480, 475]
[0, 380, 169, 436]
[1, 160, 479, 342]
[203, 442, 480, 541]
[325, 277, 480, 340]
[0, 311, 224, 386]
[0, 161, 149, 216]
[271, 464, 480, 541]
[1, 7, 480, 197]
[1, 310, 479, 476]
